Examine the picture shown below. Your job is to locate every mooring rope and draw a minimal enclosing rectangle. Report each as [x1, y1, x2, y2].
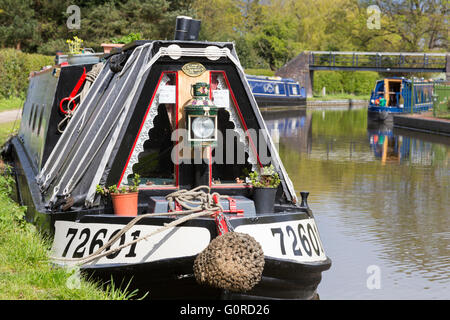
[50, 186, 230, 266]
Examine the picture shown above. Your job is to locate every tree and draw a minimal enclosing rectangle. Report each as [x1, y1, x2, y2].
[0, 0, 39, 50]
[374, 0, 449, 51]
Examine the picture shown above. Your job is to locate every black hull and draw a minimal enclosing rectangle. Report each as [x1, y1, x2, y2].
[367, 109, 395, 122]
[82, 256, 331, 300]
[255, 96, 306, 108]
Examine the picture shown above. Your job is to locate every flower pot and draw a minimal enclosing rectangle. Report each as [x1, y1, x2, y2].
[253, 187, 277, 214]
[110, 192, 138, 216]
[67, 53, 101, 65]
[101, 43, 125, 54]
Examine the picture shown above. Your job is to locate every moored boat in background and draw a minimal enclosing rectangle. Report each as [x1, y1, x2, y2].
[246, 75, 306, 107]
[368, 77, 435, 122]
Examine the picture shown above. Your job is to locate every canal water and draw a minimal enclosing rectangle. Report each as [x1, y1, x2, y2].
[262, 107, 449, 300]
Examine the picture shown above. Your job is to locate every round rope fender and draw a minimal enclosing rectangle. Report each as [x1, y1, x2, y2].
[193, 232, 265, 293]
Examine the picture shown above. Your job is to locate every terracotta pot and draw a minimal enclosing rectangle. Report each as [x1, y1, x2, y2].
[110, 192, 138, 216]
[101, 43, 125, 54]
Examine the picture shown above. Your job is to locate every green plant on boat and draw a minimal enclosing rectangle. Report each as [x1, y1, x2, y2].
[111, 33, 142, 44]
[248, 165, 280, 188]
[96, 173, 141, 196]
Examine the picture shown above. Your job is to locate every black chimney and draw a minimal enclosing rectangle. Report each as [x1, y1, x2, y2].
[174, 16, 201, 41]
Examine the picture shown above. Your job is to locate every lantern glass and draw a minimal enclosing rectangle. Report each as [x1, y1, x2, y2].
[192, 116, 215, 139]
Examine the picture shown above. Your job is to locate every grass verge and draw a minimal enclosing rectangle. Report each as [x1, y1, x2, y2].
[0, 121, 140, 299]
[0, 97, 24, 113]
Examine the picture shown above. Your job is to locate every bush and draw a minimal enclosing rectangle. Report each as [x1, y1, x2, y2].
[245, 68, 275, 76]
[0, 49, 54, 99]
[313, 70, 379, 96]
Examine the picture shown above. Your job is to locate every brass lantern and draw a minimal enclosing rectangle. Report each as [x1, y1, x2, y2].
[185, 82, 218, 146]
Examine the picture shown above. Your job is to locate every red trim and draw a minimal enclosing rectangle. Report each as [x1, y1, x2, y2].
[59, 67, 86, 114]
[118, 72, 166, 188]
[210, 71, 263, 168]
[138, 186, 178, 190]
[174, 71, 179, 187]
[212, 184, 251, 189]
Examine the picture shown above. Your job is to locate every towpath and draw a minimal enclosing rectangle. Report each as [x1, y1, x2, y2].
[0, 109, 21, 124]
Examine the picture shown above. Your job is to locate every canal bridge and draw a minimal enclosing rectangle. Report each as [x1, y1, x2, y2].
[276, 51, 450, 97]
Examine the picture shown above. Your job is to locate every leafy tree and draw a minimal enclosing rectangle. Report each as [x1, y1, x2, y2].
[0, 0, 39, 50]
[373, 0, 449, 51]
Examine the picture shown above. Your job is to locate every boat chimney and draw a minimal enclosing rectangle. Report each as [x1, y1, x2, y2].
[300, 191, 309, 208]
[174, 16, 201, 41]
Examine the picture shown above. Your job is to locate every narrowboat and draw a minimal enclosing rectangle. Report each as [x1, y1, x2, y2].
[1, 37, 330, 299]
[368, 77, 434, 121]
[246, 75, 306, 107]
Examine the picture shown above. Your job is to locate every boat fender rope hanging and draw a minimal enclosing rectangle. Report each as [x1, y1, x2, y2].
[193, 232, 265, 293]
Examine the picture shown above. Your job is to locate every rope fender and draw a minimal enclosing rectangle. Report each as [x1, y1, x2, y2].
[193, 232, 265, 293]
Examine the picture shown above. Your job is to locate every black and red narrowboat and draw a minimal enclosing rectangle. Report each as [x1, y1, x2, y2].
[2, 28, 331, 299]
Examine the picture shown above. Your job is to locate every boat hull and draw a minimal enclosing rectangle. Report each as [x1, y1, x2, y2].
[367, 108, 396, 122]
[81, 255, 331, 300]
[6, 135, 331, 300]
[255, 96, 306, 108]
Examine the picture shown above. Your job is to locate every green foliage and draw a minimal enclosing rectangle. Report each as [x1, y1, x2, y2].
[97, 173, 141, 196]
[111, 32, 142, 44]
[0, 0, 447, 96]
[313, 71, 380, 96]
[244, 69, 275, 77]
[248, 165, 281, 188]
[0, 49, 53, 99]
[0, 0, 39, 50]
[0, 96, 24, 112]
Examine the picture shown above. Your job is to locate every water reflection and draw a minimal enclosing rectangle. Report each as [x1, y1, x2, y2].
[262, 108, 450, 299]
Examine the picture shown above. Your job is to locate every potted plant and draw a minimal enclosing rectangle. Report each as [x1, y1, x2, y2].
[101, 33, 142, 53]
[248, 165, 281, 214]
[96, 174, 141, 216]
[66, 36, 99, 65]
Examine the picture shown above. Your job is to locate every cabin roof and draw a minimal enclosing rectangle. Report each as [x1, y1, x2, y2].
[34, 40, 298, 211]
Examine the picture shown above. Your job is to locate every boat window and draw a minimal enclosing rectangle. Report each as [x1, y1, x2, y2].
[125, 73, 177, 187]
[37, 104, 45, 135]
[275, 84, 280, 94]
[32, 104, 39, 132]
[210, 72, 254, 185]
[291, 85, 298, 95]
[28, 103, 35, 127]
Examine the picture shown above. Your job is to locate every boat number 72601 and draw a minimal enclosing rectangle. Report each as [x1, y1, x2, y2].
[61, 227, 141, 259]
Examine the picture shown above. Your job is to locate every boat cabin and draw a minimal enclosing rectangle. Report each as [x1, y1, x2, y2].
[13, 40, 298, 222]
[369, 77, 434, 114]
[246, 75, 306, 107]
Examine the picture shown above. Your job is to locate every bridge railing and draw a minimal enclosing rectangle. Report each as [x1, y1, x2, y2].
[309, 52, 447, 70]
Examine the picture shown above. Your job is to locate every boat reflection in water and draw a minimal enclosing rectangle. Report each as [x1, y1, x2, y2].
[367, 122, 402, 165]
